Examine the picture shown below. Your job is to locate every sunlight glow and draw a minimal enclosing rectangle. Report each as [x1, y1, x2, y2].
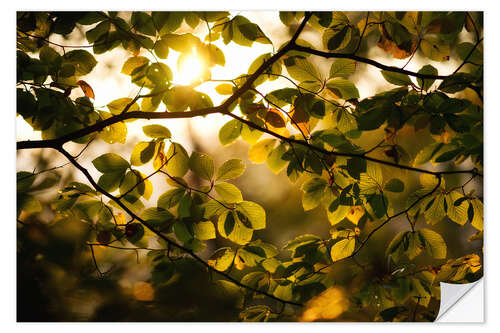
[177, 52, 204, 85]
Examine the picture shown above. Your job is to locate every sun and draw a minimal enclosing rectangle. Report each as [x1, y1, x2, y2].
[177, 52, 205, 85]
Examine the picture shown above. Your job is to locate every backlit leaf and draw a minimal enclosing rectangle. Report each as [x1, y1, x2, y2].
[92, 153, 129, 174]
[214, 182, 243, 203]
[219, 119, 242, 146]
[216, 159, 246, 181]
[189, 151, 215, 181]
[330, 238, 355, 261]
[301, 177, 327, 211]
[385, 178, 405, 193]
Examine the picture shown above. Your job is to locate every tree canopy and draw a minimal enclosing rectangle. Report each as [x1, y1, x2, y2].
[16, 11, 483, 322]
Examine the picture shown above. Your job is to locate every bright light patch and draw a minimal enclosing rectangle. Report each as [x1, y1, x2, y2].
[177, 53, 204, 85]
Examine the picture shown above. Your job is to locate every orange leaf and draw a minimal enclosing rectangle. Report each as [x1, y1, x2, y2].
[77, 80, 95, 99]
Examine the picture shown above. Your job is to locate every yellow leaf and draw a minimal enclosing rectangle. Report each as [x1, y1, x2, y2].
[249, 139, 276, 163]
[345, 206, 364, 225]
[115, 213, 126, 224]
[300, 287, 350, 321]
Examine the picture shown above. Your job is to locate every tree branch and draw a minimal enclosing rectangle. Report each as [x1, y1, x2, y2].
[17, 107, 223, 150]
[291, 45, 451, 80]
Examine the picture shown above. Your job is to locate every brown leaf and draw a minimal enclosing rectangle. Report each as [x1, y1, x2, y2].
[289, 106, 310, 135]
[393, 39, 418, 59]
[265, 108, 286, 129]
[377, 24, 395, 54]
[426, 17, 458, 34]
[77, 80, 95, 99]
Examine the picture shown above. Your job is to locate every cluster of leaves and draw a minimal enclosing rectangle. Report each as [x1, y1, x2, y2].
[16, 11, 482, 322]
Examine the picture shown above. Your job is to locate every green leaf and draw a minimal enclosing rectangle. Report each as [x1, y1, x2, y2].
[417, 65, 438, 91]
[216, 159, 246, 181]
[97, 172, 123, 192]
[248, 53, 282, 85]
[386, 231, 423, 261]
[381, 70, 412, 86]
[193, 221, 216, 240]
[143, 124, 171, 139]
[131, 12, 156, 36]
[326, 79, 360, 100]
[17, 193, 42, 215]
[177, 193, 192, 218]
[235, 201, 266, 230]
[231, 15, 270, 46]
[240, 271, 269, 291]
[153, 39, 169, 59]
[173, 221, 193, 243]
[359, 162, 383, 195]
[119, 170, 148, 199]
[385, 178, 405, 193]
[107, 97, 140, 115]
[368, 193, 389, 219]
[285, 57, 321, 83]
[219, 119, 242, 146]
[162, 33, 201, 53]
[165, 143, 189, 177]
[323, 25, 351, 51]
[240, 305, 273, 322]
[85, 21, 110, 44]
[214, 182, 243, 203]
[445, 191, 468, 225]
[421, 37, 450, 62]
[17, 89, 37, 118]
[266, 143, 288, 174]
[327, 203, 350, 226]
[435, 148, 461, 163]
[330, 238, 355, 261]
[301, 177, 327, 211]
[157, 188, 185, 209]
[241, 123, 264, 145]
[17, 172, 35, 193]
[130, 141, 156, 166]
[240, 240, 278, 265]
[203, 200, 228, 219]
[329, 59, 356, 79]
[423, 194, 446, 225]
[98, 111, 127, 144]
[121, 56, 149, 76]
[418, 228, 447, 259]
[39, 45, 62, 66]
[92, 153, 129, 174]
[456, 42, 482, 64]
[147, 62, 173, 84]
[208, 247, 235, 271]
[189, 152, 215, 181]
[62, 50, 97, 76]
[438, 73, 473, 93]
[346, 157, 367, 179]
[218, 211, 253, 245]
[414, 142, 444, 165]
[141, 207, 174, 226]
